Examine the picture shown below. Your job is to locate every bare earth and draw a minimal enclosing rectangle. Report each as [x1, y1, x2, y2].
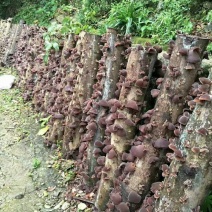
[0, 87, 67, 212]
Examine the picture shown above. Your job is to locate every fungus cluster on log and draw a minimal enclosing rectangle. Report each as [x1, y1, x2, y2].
[1, 21, 210, 212]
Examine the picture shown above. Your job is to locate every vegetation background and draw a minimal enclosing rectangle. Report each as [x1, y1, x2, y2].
[0, 0, 211, 44]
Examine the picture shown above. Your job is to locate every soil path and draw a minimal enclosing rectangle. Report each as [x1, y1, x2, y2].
[0, 85, 68, 211]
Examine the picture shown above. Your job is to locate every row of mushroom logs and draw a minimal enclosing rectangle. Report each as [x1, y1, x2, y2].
[12, 26, 211, 212]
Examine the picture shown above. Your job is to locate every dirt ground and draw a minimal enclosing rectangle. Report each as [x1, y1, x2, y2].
[0, 76, 69, 211]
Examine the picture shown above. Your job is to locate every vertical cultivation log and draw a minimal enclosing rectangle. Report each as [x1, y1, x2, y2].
[26, 26, 48, 103]
[30, 28, 53, 112]
[88, 29, 128, 177]
[3, 21, 23, 66]
[42, 43, 63, 114]
[14, 25, 29, 88]
[95, 45, 158, 211]
[78, 29, 129, 188]
[154, 70, 212, 211]
[47, 34, 76, 144]
[62, 34, 82, 153]
[63, 32, 102, 154]
[14, 26, 41, 97]
[125, 35, 209, 205]
[61, 34, 77, 104]
[0, 19, 12, 65]
[31, 27, 50, 111]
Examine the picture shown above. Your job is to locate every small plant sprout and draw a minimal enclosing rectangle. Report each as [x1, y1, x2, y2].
[33, 158, 41, 169]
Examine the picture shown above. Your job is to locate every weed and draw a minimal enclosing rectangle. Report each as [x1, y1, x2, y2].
[43, 22, 61, 64]
[39, 115, 51, 128]
[207, 43, 212, 54]
[56, 140, 63, 149]
[37, 115, 51, 135]
[28, 171, 34, 178]
[105, 0, 150, 35]
[65, 170, 76, 183]
[52, 162, 61, 170]
[201, 191, 212, 212]
[33, 158, 41, 169]
[13, 0, 69, 26]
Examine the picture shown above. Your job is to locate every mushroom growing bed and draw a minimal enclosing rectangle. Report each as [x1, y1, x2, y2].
[1, 19, 211, 212]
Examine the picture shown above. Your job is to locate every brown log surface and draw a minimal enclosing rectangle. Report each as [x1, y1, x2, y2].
[154, 70, 212, 212]
[47, 34, 76, 143]
[86, 29, 127, 182]
[64, 32, 101, 152]
[95, 46, 157, 211]
[126, 35, 209, 202]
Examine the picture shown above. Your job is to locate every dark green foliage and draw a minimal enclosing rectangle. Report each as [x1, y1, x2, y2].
[201, 192, 212, 212]
[104, 0, 151, 35]
[0, 0, 23, 19]
[104, 0, 211, 43]
[13, 0, 69, 26]
[1, 0, 211, 44]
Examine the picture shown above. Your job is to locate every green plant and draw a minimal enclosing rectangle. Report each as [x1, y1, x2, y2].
[39, 115, 52, 128]
[149, 0, 194, 43]
[43, 22, 61, 64]
[33, 158, 41, 169]
[105, 0, 151, 35]
[9, 0, 212, 51]
[61, 16, 96, 35]
[37, 115, 51, 135]
[28, 171, 34, 178]
[13, 0, 69, 26]
[56, 140, 63, 149]
[205, 10, 212, 22]
[53, 161, 61, 170]
[65, 170, 76, 183]
[207, 43, 212, 54]
[201, 191, 212, 212]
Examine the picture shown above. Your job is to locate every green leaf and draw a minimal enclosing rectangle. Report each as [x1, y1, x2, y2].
[62, 16, 71, 24]
[201, 193, 212, 212]
[44, 35, 50, 41]
[125, 17, 132, 34]
[37, 125, 49, 136]
[60, 26, 69, 35]
[33, 158, 41, 169]
[45, 42, 53, 51]
[43, 53, 49, 65]
[40, 115, 51, 127]
[52, 42, 59, 51]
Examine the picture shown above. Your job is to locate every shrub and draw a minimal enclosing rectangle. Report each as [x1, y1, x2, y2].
[104, 0, 151, 35]
[150, 0, 193, 43]
[13, 0, 69, 26]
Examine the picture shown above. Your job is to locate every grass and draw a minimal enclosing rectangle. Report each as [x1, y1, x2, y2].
[132, 37, 153, 45]
[0, 88, 23, 114]
[0, 68, 24, 115]
[32, 158, 41, 169]
[0, 67, 35, 142]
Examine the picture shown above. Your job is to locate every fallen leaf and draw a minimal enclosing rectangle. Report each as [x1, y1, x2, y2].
[37, 125, 49, 135]
[85, 192, 95, 199]
[47, 186, 56, 192]
[54, 200, 64, 209]
[43, 190, 48, 197]
[44, 204, 51, 209]
[78, 203, 87, 210]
